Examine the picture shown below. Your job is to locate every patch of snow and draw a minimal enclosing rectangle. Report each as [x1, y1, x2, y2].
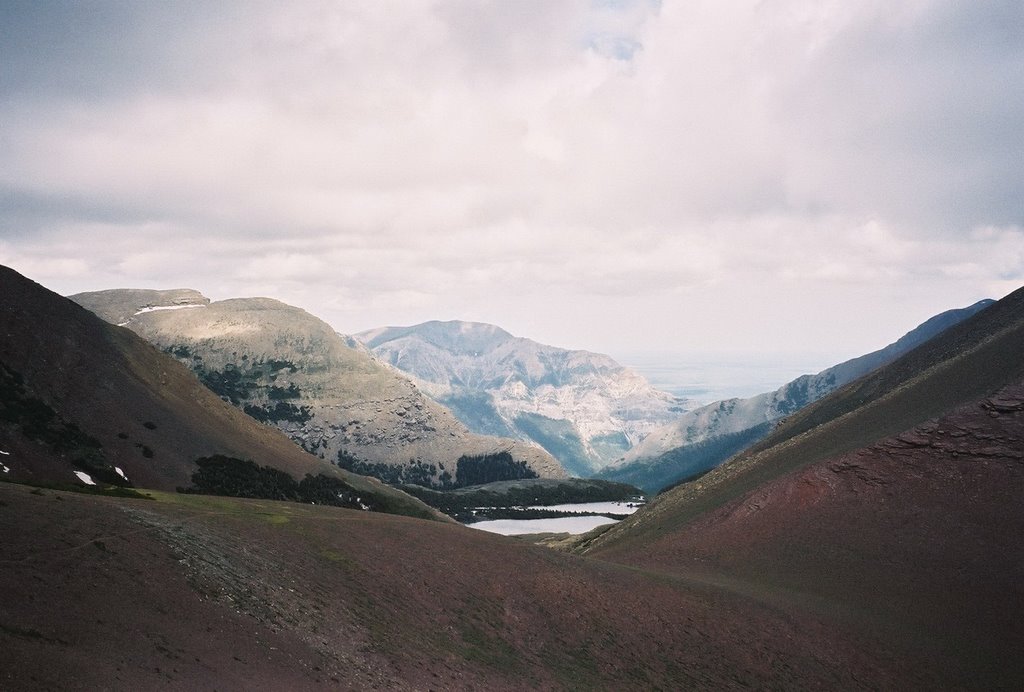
[1, 463, 9, 474]
[115, 467, 127, 480]
[0, 449, 10, 455]
[134, 304, 206, 316]
[74, 470, 97, 486]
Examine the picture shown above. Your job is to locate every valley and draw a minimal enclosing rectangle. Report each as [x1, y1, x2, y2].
[1, 264, 1022, 689]
[0, 482, 946, 690]
[4, 4, 1020, 688]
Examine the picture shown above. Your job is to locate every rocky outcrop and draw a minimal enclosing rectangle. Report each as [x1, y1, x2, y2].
[357, 320, 691, 476]
[71, 291, 565, 486]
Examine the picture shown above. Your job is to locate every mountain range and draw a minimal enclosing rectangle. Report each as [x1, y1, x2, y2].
[0, 266, 436, 519]
[356, 320, 690, 476]
[596, 299, 992, 491]
[2, 264, 1022, 688]
[71, 289, 565, 487]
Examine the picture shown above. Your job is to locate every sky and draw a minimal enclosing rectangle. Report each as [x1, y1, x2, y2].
[1, 0, 1022, 367]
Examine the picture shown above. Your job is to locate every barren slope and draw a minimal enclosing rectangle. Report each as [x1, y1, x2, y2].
[581, 287, 1024, 689]
[0, 483, 927, 690]
[586, 382, 1024, 689]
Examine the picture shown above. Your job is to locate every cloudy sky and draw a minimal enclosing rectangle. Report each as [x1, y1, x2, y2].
[1, 1, 1022, 367]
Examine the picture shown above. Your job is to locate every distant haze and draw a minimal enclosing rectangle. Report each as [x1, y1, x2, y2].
[1, 2, 1020, 363]
[620, 352, 837, 404]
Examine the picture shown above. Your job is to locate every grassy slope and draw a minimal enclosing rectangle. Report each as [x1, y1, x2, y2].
[601, 299, 993, 493]
[593, 384, 1024, 686]
[0, 481, 927, 690]
[578, 288, 1024, 689]
[586, 285, 1024, 553]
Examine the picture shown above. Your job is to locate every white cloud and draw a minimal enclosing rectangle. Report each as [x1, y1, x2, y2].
[0, 0, 1021, 363]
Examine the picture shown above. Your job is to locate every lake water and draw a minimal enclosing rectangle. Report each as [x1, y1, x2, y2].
[469, 501, 642, 536]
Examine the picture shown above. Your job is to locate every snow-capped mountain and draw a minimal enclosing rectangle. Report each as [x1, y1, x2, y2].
[356, 320, 691, 476]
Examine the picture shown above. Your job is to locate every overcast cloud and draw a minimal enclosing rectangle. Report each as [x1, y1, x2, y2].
[1, 0, 1022, 363]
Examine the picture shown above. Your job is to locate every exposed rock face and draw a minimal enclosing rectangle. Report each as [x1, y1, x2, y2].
[356, 320, 691, 476]
[598, 299, 993, 491]
[71, 291, 565, 486]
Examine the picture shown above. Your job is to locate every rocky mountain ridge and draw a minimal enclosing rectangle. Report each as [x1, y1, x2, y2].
[356, 320, 691, 476]
[72, 291, 565, 487]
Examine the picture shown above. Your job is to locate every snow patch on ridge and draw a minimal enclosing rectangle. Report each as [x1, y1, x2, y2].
[118, 303, 206, 326]
[74, 471, 96, 485]
[134, 304, 207, 315]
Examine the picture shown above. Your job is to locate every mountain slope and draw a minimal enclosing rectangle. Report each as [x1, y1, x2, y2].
[598, 299, 992, 491]
[0, 265, 437, 519]
[357, 320, 689, 476]
[72, 291, 565, 487]
[588, 287, 1024, 552]
[578, 287, 1024, 687]
[0, 482, 936, 690]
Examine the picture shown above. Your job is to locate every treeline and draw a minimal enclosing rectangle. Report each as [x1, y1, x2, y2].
[335, 450, 538, 490]
[454, 452, 537, 486]
[171, 349, 311, 425]
[243, 401, 312, 424]
[337, 452, 451, 487]
[179, 455, 372, 510]
[401, 479, 643, 522]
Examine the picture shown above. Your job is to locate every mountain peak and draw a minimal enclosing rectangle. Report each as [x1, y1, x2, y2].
[359, 319, 514, 354]
[356, 320, 689, 475]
